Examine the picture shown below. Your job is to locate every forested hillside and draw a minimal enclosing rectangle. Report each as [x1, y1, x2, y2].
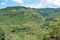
[0, 6, 60, 40]
[36, 8, 60, 17]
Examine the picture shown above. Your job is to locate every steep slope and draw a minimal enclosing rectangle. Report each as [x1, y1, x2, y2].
[40, 8, 60, 40]
[47, 11, 60, 20]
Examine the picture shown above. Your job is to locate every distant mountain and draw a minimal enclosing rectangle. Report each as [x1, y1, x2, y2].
[33, 8, 60, 17]
[48, 11, 60, 20]
[37, 8, 55, 16]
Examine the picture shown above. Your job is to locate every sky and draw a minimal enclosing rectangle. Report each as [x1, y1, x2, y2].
[0, 0, 60, 9]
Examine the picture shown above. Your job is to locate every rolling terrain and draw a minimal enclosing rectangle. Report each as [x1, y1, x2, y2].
[0, 6, 60, 40]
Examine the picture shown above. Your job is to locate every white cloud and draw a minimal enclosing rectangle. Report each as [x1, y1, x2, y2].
[12, 0, 23, 3]
[26, 0, 60, 8]
[0, 0, 8, 6]
[1, 2, 6, 5]
[44, 0, 60, 7]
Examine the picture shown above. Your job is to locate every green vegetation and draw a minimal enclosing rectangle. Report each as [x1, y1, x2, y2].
[0, 6, 60, 40]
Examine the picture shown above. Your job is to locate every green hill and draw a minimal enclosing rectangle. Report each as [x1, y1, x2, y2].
[0, 6, 60, 40]
[0, 6, 45, 40]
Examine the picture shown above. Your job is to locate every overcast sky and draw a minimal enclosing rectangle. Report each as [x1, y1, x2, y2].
[0, 0, 60, 8]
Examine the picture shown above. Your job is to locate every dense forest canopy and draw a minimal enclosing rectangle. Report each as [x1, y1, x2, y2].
[0, 6, 60, 40]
